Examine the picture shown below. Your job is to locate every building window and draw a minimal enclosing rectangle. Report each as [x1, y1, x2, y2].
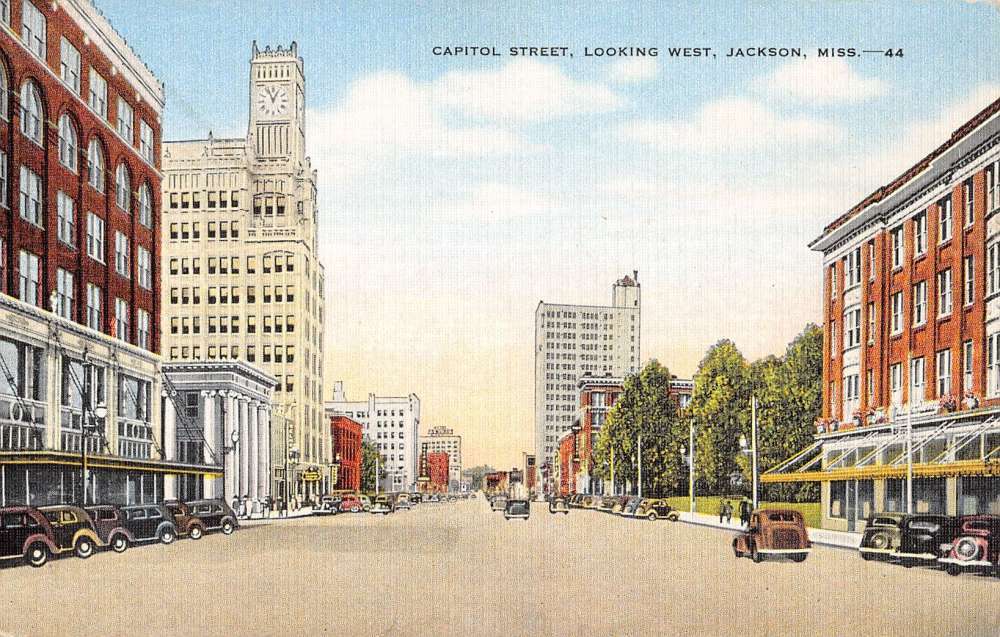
[58, 115, 78, 171]
[964, 256, 975, 306]
[55, 268, 73, 319]
[21, 2, 46, 60]
[115, 164, 131, 211]
[19, 81, 42, 144]
[891, 291, 903, 334]
[87, 213, 105, 263]
[844, 308, 861, 349]
[18, 165, 42, 227]
[989, 333, 1000, 398]
[866, 369, 874, 403]
[844, 247, 860, 289]
[843, 373, 859, 416]
[963, 340, 974, 393]
[117, 98, 134, 142]
[866, 302, 875, 345]
[137, 246, 152, 290]
[912, 281, 927, 327]
[56, 191, 75, 246]
[59, 37, 81, 93]
[910, 357, 925, 403]
[867, 241, 875, 281]
[139, 120, 154, 164]
[964, 179, 974, 227]
[86, 283, 102, 331]
[990, 242, 1000, 297]
[829, 320, 837, 358]
[114, 232, 130, 278]
[891, 226, 903, 269]
[0, 150, 7, 205]
[988, 161, 1000, 215]
[913, 213, 927, 257]
[936, 349, 951, 397]
[937, 269, 952, 317]
[138, 184, 152, 227]
[18, 250, 40, 307]
[88, 68, 108, 118]
[87, 139, 105, 192]
[890, 363, 903, 407]
[136, 309, 150, 350]
[938, 198, 952, 243]
[114, 298, 129, 342]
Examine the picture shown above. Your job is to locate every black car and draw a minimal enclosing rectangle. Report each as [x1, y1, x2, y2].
[119, 504, 179, 545]
[896, 514, 960, 563]
[548, 497, 570, 514]
[313, 496, 341, 516]
[504, 499, 530, 520]
[37, 505, 103, 559]
[858, 513, 906, 561]
[635, 499, 680, 522]
[186, 499, 239, 534]
[620, 496, 644, 518]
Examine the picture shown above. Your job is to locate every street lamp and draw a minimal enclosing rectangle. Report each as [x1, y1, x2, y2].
[222, 429, 240, 501]
[680, 418, 696, 514]
[739, 396, 759, 510]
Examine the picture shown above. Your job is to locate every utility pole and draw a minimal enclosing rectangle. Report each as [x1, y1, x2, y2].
[906, 400, 913, 514]
[637, 434, 643, 498]
[751, 396, 759, 510]
[375, 453, 380, 495]
[610, 447, 615, 496]
[689, 419, 695, 514]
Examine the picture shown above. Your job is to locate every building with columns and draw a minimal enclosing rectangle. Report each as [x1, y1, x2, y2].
[160, 42, 329, 501]
[162, 361, 277, 506]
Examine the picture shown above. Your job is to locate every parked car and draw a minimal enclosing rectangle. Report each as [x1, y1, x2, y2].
[620, 497, 644, 518]
[119, 504, 179, 545]
[37, 505, 104, 560]
[313, 495, 341, 515]
[0, 506, 59, 567]
[491, 496, 508, 512]
[548, 497, 570, 514]
[504, 499, 530, 520]
[409, 493, 423, 505]
[858, 513, 906, 561]
[596, 496, 618, 513]
[185, 499, 239, 535]
[635, 499, 680, 522]
[568, 494, 584, 508]
[84, 505, 134, 553]
[358, 495, 372, 512]
[371, 494, 395, 515]
[733, 509, 811, 563]
[339, 494, 365, 513]
[582, 496, 598, 510]
[896, 514, 960, 563]
[427, 494, 441, 503]
[163, 501, 207, 540]
[395, 493, 412, 510]
[939, 514, 1000, 576]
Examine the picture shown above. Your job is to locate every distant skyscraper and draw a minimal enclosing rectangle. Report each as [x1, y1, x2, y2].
[535, 273, 641, 473]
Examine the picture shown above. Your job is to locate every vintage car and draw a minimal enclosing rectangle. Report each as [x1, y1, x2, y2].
[0, 506, 60, 567]
[409, 493, 423, 505]
[635, 499, 680, 522]
[427, 494, 441, 503]
[733, 509, 811, 563]
[370, 494, 395, 515]
[84, 505, 135, 553]
[395, 493, 412, 510]
[339, 495, 365, 513]
[896, 514, 960, 563]
[620, 497, 644, 518]
[38, 505, 103, 559]
[504, 499, 530, 520]
[185, 499, 239, 535]
[162, 501, 207, 540]
[858, 513, 906, 561]
[582, 496, 599, 510]
[358, 495, 372, 511]
[548, 497, 570, 514]
[939, 514, 1000, 576]
[490, 495, 508, 512]
[119, 504, 179, 545]
[596, 496, 617, 513]
[313, 495, 341, 515]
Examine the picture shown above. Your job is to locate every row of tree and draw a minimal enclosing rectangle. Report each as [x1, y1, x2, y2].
[593, 324, 822, 502]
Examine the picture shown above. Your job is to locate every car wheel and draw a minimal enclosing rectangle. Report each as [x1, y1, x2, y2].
[222, 520, 235, 535]
[792, 553, 807, 563]
[351, 506, 360, 513]
[647, 511, 658, 521]
[860, 551, 873, 561]
[74, 536, 95, 559]
[25, 543, 49, 568]
[111, 536, 128, 553]
[947, 564, 962, 577]
[751, 543, 762, 564]
[869, 532, 891, 550]
[189, 526, 204, 540]
[668, 514, 679, 522]
[160, 528, 177, 545]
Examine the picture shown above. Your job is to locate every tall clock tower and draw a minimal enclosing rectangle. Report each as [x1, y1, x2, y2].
[248, 41, 306, 164]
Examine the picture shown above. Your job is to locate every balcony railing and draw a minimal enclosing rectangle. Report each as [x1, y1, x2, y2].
[117, 418, 153, 459]
[0, 395, 46, 451]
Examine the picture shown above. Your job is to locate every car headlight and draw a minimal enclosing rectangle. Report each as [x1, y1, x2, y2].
[954, 537, 979, 561]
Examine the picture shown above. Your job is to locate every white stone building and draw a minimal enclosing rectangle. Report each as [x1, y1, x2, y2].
[419, 426, 462, 490]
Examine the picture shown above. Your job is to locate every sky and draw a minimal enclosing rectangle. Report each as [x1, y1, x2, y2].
[95, 0, 999, 470]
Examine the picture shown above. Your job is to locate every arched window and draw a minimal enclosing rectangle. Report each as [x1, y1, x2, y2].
[87, 138, 105, 192]
[138, 183, 152, 227]
[58, 114, 78, 171]
[0, 63, 8, 120]
[19, 81, 42, 143]
[115, 163, 130, 211]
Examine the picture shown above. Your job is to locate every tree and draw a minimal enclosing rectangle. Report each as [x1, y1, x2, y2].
[594, 360, 687, 496]
[360, 438, 385, 492]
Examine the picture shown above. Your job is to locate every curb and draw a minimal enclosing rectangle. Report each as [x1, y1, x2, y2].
[678, 511, 861, 550]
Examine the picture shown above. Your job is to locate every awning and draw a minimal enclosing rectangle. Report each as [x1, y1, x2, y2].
[0, 450, 224, 478]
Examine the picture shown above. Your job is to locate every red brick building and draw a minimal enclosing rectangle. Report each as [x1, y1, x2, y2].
[330, 416, 361, 491]
[766, 97, 1000, 531]
[427, 451, 449, 493]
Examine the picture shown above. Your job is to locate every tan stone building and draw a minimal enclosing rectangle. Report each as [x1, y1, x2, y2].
[160, 42, 329, 500]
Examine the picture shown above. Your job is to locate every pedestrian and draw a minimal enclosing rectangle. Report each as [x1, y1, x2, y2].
[238, 495, 247, 519]
[719, 499, 727, 524]
[739, 497, 752, 527]
[278, 496, 287, 518]
[725, 500, 733, 524]
[262, 495, 272, 518]
[231, 495, 239, 515]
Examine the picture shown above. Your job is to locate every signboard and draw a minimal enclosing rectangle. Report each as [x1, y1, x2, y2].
[302, 465, 322, 482]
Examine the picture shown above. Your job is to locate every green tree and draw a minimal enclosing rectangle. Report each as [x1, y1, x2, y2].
[360, 438, 385, 492]
[594, 360, 687, 496]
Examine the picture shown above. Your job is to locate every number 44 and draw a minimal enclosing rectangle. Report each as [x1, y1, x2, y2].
[885, 49, 903, 57]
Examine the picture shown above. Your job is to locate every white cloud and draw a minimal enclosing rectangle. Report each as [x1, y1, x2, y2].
[618, 97, 843, 153]
[757, 58, 885, 103]
[431, 59, 625, 123]
[605, 57, 659, 84]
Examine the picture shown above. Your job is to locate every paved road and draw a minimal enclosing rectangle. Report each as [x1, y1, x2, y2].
[1, 499, 998, 637]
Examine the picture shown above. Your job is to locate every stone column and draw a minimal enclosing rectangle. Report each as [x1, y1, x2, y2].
[223, 391, 236, 502]
[162, 392, 177, 499]
[201, 391, 217, 497]
[239, 397, 250, 498]
[247, 401, 258, 505]
[257, 406, 270, 499]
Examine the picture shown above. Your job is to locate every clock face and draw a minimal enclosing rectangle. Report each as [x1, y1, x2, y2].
[256, 85, 289, 117]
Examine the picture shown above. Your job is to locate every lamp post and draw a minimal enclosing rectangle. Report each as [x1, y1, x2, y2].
[80, 350, 107, 506]
[739, 396, 759, 510]
[681, 418, 695, 514]
[222, 429, 240, 502]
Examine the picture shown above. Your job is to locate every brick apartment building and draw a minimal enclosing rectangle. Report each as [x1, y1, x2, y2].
[331, 415, 361, 491]
[766, 96, 1000, 531]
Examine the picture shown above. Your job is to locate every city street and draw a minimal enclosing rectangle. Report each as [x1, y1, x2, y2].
[1, 499, 998, 637]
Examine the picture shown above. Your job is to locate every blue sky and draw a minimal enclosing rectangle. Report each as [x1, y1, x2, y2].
[95, 1, 999, 468]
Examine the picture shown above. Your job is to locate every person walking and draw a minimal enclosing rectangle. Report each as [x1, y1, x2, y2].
[238, 496, 247, 519]
[719, 499, 727, 524]
[739, 497, 752, 527]
[231, 495, 239, 516]
[278, 496, 287, 518]
[725, 500, 733, 524]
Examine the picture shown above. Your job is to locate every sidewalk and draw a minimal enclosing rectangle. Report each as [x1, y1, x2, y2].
[239, 508, 315, 527]
[678, 511, 861, 550]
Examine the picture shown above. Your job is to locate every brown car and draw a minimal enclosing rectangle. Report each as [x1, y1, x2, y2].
[84, 505, 134, 553]
[163, 501, 207, 540]
[733, 509, 811, 563]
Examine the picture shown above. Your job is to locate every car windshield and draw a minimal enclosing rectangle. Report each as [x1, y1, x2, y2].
[42, 511, 60, 523]
[907, 520, 939, 532]
[872, 517, 900, 527]
[767, 512, 799, 523]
